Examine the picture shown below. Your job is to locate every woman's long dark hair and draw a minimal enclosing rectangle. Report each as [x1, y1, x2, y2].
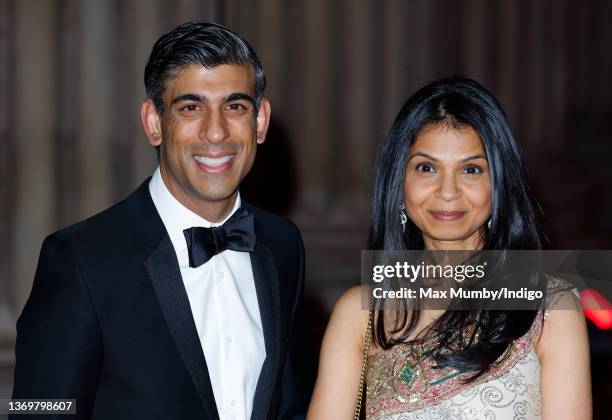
[369, 77, 545, 378]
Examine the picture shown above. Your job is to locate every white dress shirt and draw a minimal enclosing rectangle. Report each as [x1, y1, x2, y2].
[149, 168, 265, 420]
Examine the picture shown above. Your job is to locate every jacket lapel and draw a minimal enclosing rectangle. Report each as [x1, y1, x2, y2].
[145, 238, 220, 420]
[249, 241, 282, 420]
[126, 179, 220, 420]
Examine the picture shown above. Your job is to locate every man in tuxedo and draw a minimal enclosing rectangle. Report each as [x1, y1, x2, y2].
[12, 21, 315, 419]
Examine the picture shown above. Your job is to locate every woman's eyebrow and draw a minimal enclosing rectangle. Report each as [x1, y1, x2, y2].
[407, 152, 488, 162]
[461, 154, 487, 162]
[407, 151, 438, 161]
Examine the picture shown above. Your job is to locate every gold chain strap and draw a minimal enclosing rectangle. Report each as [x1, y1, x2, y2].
[354, 302, 374, 420]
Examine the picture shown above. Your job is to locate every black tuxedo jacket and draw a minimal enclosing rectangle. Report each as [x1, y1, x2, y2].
[12, 179, 316, 419]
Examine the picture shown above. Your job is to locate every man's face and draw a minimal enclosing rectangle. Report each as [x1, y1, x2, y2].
[143, 64, 270, 220]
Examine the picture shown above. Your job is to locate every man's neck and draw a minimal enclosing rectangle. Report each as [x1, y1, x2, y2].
[189, 198, 237, 223]
[159, 169, 238, 223]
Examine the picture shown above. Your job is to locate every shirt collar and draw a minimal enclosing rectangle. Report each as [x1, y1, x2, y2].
[149, 167, 242, 253]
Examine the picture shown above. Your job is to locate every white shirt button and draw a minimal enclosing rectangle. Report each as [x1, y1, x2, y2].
[230, 399, 236, 407]
[226, 336, 233, 343]
[219, 271, 225, 278]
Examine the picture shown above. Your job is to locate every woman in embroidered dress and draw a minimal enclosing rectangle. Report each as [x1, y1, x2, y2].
[308, 78, 591, 419]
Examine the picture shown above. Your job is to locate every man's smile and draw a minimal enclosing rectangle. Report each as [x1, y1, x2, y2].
[194, 154, 236, 173]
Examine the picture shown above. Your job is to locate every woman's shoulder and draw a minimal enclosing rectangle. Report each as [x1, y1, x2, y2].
[535, 277, 587, 359]
[330, 285, 371, 341]
[543, 276, 582, 314]
[335, 284, 365, 308]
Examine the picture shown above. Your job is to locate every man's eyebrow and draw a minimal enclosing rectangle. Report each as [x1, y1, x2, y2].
[170, 93, 204, 105]
[170, 92, 256, 107]
[226, 92, 256, 107]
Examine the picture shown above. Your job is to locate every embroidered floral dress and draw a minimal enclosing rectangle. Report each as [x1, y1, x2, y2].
[366, 281, 572, 420]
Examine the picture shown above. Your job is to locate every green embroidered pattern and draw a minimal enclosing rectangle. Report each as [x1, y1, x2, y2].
[398, 364, 416, 387]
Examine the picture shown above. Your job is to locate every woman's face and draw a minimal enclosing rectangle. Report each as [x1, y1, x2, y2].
[404, 123, 491, 250]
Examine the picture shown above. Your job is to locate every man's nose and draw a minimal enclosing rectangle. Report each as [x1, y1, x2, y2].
[201, 109, 229, 144]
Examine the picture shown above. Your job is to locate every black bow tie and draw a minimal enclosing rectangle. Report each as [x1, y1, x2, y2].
[183, 206, 256, 268]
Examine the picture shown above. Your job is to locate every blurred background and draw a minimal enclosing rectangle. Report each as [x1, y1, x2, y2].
[1, 0, 611, 417]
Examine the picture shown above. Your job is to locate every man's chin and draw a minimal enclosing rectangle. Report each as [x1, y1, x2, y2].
[193, 187, 240, 205]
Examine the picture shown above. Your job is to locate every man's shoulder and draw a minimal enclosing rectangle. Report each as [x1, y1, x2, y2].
[52, 199, 130, 245]
[243, 202, 303, 247]
[51, 180, 152, 247]
[244, 202, 297, 230]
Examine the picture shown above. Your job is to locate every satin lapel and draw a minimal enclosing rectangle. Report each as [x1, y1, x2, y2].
[249, 243, 282, 420]
[144, 235, 220, 420]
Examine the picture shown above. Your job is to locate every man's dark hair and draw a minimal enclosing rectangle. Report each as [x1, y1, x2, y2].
[144, 21, 266, 114]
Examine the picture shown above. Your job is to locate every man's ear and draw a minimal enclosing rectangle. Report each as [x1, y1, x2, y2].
[255, 98, 271, 145]
[141, 99, 162, 146]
